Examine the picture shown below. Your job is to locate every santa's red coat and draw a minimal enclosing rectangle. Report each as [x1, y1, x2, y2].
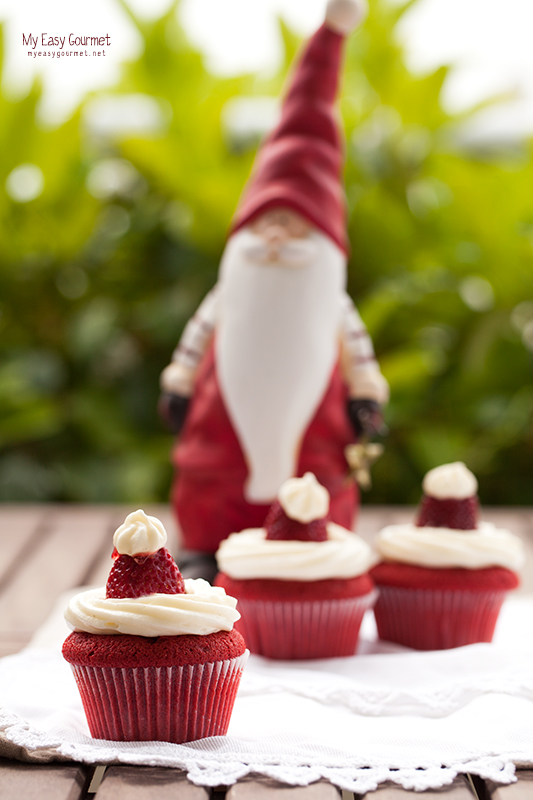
[172, 342, 358, 553]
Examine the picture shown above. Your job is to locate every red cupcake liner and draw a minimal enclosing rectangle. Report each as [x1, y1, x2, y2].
[70, 652, 248, 742]
[234, 591, 377, 660]
[373, 586, 508, 650]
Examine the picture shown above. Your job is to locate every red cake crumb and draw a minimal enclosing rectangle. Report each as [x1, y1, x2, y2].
[371, 562, 519, 592]
[216, 571, 374, 600]
[264, 500, 328, 542]
[416, 495, 479, 530]
[63, 628, 246, 668]
[106, 547, 185, 599]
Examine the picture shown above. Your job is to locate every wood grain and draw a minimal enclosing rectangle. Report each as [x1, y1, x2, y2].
[0, 759, 87, 800]
[0, 505, 49, 587]
[96, 765, 210, 799]
[226, 775, 341, 800]
[487, 770, 533, 799]
[0, 505, 531, 799]
[357, 775, 476, 798]
[0, 505, 116, 641]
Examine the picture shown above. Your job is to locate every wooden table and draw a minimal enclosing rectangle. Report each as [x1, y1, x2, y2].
[1, 503, 532, 800]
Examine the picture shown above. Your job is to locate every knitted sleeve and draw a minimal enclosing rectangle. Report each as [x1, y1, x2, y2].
[339, 292, 389, 403]
[159, 285, 220, 396]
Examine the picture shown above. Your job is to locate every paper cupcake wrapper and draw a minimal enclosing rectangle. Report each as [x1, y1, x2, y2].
[71, 651, 248, 743]
[234, 591, 377, 660]
[373, 586, 508, 650]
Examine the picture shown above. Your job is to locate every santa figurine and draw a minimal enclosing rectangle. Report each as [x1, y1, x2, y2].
[159, 0, 389, 574]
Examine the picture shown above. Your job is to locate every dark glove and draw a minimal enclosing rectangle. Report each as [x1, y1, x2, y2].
[347, 398, 387, 439]
[158, 393, 190, 435]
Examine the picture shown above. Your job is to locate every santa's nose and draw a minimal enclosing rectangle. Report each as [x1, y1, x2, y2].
[260, 223, 290, 245]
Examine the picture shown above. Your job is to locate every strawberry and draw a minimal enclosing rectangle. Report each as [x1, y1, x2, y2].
[416, 495, 478, 530]
[265, 500, 328, 542]
[106, 547, 185, 599]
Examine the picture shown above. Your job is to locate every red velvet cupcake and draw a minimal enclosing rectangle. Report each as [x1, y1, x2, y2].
[371, 463, 524, 650]
[63, 510, 247, 743]
[215, 473, 376, 660]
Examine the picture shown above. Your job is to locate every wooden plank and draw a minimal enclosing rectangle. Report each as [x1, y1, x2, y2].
[97, 765, 210, 799]
[0, 758, 87, 800]
[84, 543, 114, 587]
[0, 506, 116, 641]
[81, 505, 133, 587]
[356, 775, 477, 798]
[0, 505, 49, 587]
[226, 775, 341, 800]
[488, 770, 533, 799]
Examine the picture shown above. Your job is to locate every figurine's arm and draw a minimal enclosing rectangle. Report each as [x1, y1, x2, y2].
[159, 285, 220, 433]
[339, 292, 389, 438]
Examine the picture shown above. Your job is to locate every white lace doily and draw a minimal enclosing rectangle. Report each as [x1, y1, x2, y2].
[1, 592, 533, 794]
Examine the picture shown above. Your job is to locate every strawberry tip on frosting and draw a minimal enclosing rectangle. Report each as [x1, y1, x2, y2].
[106, 509, 185, 599]
[416, 462, 479, 531]
[266, 473, 329, 541]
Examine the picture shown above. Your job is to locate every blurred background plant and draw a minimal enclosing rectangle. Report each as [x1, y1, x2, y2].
[1, 0, 532, 505]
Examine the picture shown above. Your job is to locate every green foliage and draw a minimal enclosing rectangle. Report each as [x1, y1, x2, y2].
[1, 0, 532, 505]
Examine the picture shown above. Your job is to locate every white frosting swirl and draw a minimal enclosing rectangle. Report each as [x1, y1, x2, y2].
[422, 462, 478, 499]
[216, 523, 375, 581]
[64, 579, 240, 636]
[376, 522, 525, 571]
[278, 472, 329, 522]
[113, 509, 167, 556]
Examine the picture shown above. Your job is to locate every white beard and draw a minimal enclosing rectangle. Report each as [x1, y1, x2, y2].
[216, 227, 346, 503]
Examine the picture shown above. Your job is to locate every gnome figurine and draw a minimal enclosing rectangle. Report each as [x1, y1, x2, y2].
[159, 0, 389, 557]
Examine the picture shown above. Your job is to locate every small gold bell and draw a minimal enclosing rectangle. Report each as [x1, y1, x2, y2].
[345, 442, 384, 490]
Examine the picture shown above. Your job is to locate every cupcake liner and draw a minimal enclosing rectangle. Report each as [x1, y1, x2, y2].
[70, 652, 248, 742]
[234, 591, 377, 660]
[373, 586, 508, 650]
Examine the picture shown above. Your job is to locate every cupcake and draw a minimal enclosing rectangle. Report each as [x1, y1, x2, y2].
[215, 473, 376, 660]
[63, 509, 247, 743]
[371, 462, 525, 650]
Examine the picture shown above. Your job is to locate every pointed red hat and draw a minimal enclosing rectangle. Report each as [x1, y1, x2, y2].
[230, 0, 367, 255]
